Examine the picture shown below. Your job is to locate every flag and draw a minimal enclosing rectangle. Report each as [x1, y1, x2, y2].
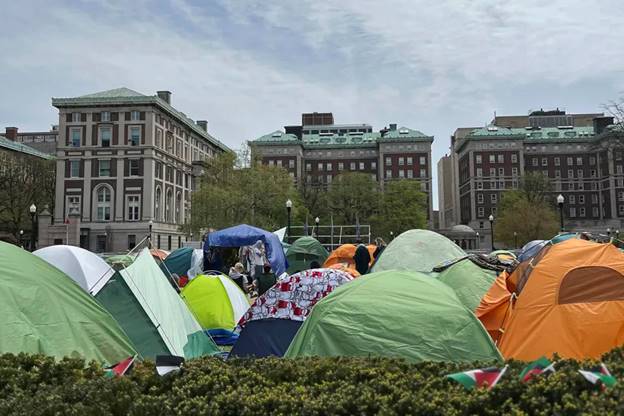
[447, 365, 508, 390]
[156, 355, 185, 376]
[579, 363, 617, 389]
[104, 355, 136, 377]
[519, 357, 556, 383]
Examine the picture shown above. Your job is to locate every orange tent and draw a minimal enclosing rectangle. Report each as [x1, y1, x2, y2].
[474, 270, 512, 343]
[494, 238, 624, 361]
[150, 248, 169, 261]
[323, 244, 376, 276]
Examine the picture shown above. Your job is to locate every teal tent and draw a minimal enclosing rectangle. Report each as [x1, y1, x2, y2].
[0, 241, 136, 365]
[372, 229, 466, 273]
[160, 246, 194, 277]
[285, 270, 501, 363]
[96, 248, 219, 359]
[286, 237, 329, 274]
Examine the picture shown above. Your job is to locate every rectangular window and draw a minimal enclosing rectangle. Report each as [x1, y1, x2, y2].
[577, 169, 583, 178]
[568, 170, 574, 178]
[70, 128, 81, 147]
[127, 195, 140, 221]
[593, 207, 599, 217]
[100, 127, 111, 147]
[407, 157, 413, 165]
[276, 160, 282, 167]
[579, 207, 586, 217]
[577, 157, 583, 165]
[554, 157, 560, 166]
[129, 160, 139, 176]
[72, 112, 81, 122]
[131, 111, 140, 121]
[326, 162, 332, 171]
[101, 111, 111, 122]
[579, 195, 585, 204]
[591, 169, 597, 177]
[371, 174, 377, 181]
[555, 170, 561, 178]
[541, 157, 548, 166]
[338, 162, 344, 171]
[491, 193, 497, 203]
[569, 207, 576, 217]
[398, 170, 405, 178]
[70, 160, 80, 178]
[289, 160, 295, 168]
[156, 130, 163, 148]
[498, 154, 504, 163]
[306, 163, 311, 172]
[476, 155, 482, 164]
[532, 158, 538, 166]
[590, 157, 596, 166]
[128, 234, 136, 250]
[477, 193, 484, 204]
[569, 195, 576, 204]
[492, 207, 498, 216]
[617, 165, 623, 174]
[478, 207, 484, 217]
[498, 167, 504, 176]
[130, 126, 140, 146]
[489, 155, 496, 163]
[318, 163, 323, 171]
[386, 170, 392, 179]
[489, 167, 496, 176]
[407, 170, 413, 179]
[476, 168, 483, 177]
[385, 157, 392, 166]
[567, 157, 573, 166]
[398, 157, 404, 166]
[420, 169, 426, 178]
[592, 194, 599, 204]
[99, 160, 111, 177]
[268, 160, 274, 167]
[350, 162, 356, 170]
[359, 162, 365, 170]
[326, 175, 332, 184]
[420, 156, 426, 165]
[476, 181, 483, 189]
[511, 154, 518, 163]
[371, 161, 377, 170]
[512, 167, 518, 176]
[66, 195, 81, 216]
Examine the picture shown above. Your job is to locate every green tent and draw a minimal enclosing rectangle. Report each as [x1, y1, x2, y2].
[0, 241, 136, 365]
[285, 270, 502, 363]
[286, 237, 329, 274]
[160, 246, 194, 277]
[96, 248, 219, 359]
[436, 258, 498, 311]
[372, 229, 465, 273]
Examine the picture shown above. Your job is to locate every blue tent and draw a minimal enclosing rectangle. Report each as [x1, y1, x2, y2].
[229, 319, 302, 358]
[518, 240, 547, 263]
[204, 224, 288, 276]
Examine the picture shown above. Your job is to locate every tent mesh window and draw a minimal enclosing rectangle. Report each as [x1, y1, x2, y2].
[515, 245, 552, 294]
[558, 266, 624, 304]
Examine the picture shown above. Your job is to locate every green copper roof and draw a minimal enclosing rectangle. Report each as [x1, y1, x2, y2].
[253, 126, 432, 148]
[52, 88, 230, 152]
[467, 125, 595, 141]
[0, 135, 54, 159]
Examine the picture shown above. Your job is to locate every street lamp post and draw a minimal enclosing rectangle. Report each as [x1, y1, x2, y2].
[617, 230, 621, 240]
[557, 194, 565, 232]
[488, 214, 495, 251]
[514, 231, 518, 249]
[286, 199, 292, 243]
[390, 231, 394, 241]
[149, 220, 153, 246]
[29, 204, 37, 252]
[314, 217, 320, 238]
[475, 232, 479, 250]
[19, 229, 24, 249]
[607, 227, 612, 239]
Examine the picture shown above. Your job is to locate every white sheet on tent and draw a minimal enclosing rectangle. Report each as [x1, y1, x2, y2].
[119, 248, 204, 357]
[34, 245, 114, 295]
[274, 227, 287, 242]
[187, 249, 204, 280]
[218, 275, 249, 323]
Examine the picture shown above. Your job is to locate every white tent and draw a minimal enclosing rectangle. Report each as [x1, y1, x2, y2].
[34, 245, 114, 295]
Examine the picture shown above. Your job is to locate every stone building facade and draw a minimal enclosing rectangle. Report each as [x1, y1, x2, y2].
[40, 87, 229, 252]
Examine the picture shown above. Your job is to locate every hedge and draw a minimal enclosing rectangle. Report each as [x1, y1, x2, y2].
[2, 349, 624, 415]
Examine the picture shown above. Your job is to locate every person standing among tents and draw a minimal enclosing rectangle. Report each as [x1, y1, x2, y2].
[373, 237, 387, 260]
[353, 242, 371, 275]
[249, 240, 267, 281]
[229, 262, 248, 293]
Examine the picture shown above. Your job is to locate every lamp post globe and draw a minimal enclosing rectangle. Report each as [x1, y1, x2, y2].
[556, 194, 565, 232]
[475, 232, 479, 249]
[488, 214, 495, 251]
[314, 217, 320, 238]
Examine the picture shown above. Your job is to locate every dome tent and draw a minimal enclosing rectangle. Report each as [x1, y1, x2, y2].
[285, 270, 501, 363]
[286, 237, 329, 274]
[34, 245, 115, 295]
[372, 229, 466, 273]
[180, 274, 250, 343]
[96, 248, 219, 359]
[435, 257, 498, 311]
[0, 241, 136, 364]
[323, 244, 376, 276]
[230, 268, 353, 358]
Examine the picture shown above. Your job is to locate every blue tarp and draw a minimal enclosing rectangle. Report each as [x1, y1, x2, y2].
[204, 224, 288, 276]
[229, 319, 302, 358]
[518, 240, 547, 263]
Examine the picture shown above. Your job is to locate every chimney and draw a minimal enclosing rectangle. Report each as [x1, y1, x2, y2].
[593, 116, 614, 135]
[157, 90, 172, 104]
[4, 127, 18, 141]
[389, 123, 397, 131]
[196, 120, 207, 131]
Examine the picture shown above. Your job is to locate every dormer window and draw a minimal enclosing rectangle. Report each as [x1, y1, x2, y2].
[101, 112, 111, 122]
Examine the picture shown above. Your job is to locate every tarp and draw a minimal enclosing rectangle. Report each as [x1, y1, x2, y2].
[116, 248, 218, 358]
[372, 229, 466, 273]
[436, 258, 498, 311]
[286, 237, 329, 274]
[285, 270, 502, 363]
[34, 245, 115, 295]
[498, 238, 624, 360]
[0, 241, 136, 364]
[205, 224, 287, 276]
[181, 274, 249, 332]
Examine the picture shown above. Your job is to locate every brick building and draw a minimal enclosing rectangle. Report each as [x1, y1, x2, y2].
[250, 113, 434, 222]
[4, 125, 59, 155]
[40, 87, 229, 252]
[445, 109, 620, 248]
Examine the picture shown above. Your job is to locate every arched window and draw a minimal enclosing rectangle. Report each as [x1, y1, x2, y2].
[155, 186, 162, 221]
[175, 192, 182, 224]
[94, 185, 112, 221]
[165, 189, 173, 222]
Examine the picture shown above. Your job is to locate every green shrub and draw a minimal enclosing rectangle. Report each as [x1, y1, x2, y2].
[1, 351, 624, 415]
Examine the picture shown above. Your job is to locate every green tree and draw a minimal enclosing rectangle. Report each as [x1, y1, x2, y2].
[495, 173, 559, 247]
[371, 180, 428, 239]
[0, 152, 55, 242]
[326, 173, 379, 225]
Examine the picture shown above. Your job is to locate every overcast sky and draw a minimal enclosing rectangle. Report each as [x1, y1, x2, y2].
[2, 0, 624, 209]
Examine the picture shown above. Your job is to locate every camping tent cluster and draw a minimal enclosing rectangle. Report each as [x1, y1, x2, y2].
[4, 223, 624, 368]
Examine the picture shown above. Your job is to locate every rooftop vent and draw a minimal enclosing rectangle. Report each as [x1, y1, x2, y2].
[487, 126, 498, 132]
[271, 132, 282, 138]
[319, 132, 333, 136]
[196, 120, 208, 131]
[348, 132, 363, 136]
[399, 128, 409, 134]
[157, 90, 172, 104]
[557, 125, 574, 130]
